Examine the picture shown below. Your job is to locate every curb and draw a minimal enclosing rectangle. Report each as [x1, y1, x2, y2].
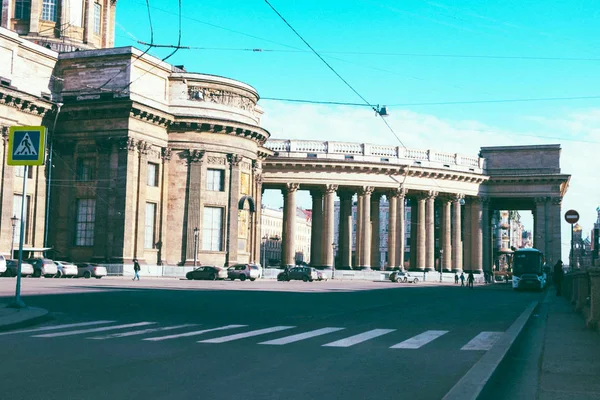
[0, 306, 52, 333]
[442, 300, 539, 400]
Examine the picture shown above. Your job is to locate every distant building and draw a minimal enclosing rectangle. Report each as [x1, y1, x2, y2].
[260, 206, 312, 266]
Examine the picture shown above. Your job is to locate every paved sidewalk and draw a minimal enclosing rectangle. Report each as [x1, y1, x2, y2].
[0, 302, 49, 331]
[539, 292, 600, 400]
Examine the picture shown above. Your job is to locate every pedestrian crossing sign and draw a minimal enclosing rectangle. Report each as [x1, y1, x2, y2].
[7, 126, 46, 166]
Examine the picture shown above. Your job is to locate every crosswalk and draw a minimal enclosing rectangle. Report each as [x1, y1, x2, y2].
[1, 320, 504, 351]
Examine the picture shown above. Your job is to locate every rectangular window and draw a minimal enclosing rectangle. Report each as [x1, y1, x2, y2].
[202, 207, 223, 251]
[14, 166, 33, 179]
[12, 194, 30, 244]
[144, 203, 157, 249]
[41, 0, 57, 21]
[147, 162, 159, 186]
[76, 158, 95, 181]
[93, 2, 102, 34]
[206, 169, 224, 191]
[69, 0, 83, 27]
[75, 199, 96, 246]
[15, 0, 31, 19]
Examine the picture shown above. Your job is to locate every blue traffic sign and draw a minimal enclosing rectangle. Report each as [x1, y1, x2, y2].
[7, 126, 46, 166]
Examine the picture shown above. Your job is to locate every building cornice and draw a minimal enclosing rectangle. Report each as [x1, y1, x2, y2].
[0, 86, 53, 117]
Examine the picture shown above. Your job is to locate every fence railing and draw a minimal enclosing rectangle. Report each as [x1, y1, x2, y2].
[562, 268, 600, 330]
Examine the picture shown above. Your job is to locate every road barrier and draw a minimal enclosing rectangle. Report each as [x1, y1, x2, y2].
[562, 267, 600, 331]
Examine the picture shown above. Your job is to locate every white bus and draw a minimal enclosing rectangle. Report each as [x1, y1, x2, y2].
[512, 248, 547, 291]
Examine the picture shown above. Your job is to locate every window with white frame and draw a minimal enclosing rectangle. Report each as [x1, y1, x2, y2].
[147, 162, 159, 186]
[69, 0, 84, 27]
[41, 0, 57, 21]
[145, 203, 157, 249]
[206, 169, 224, 191]
[93, 2, 101, 34]
[202, 207, 223, 251]
[75, 199, 96, 246]
[76, 158, 95, 181]
[15, 0, 31, 19]
[14, 166, 33, 179]
[12, 194, 30, 244]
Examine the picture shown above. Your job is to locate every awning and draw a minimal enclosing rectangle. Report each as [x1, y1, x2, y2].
[21, 247, 53, 252]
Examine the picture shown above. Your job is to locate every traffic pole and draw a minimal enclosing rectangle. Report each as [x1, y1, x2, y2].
[11, 165, 28, 309]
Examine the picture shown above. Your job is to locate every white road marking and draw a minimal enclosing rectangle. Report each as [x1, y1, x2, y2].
[0, 321, 115, 336]
[32, 322, 155, 338]
[199, 326, 295, 343]
[259, 327, 345, 345]
[144, 325, 246, 342]
[461, 331, 503, 351]
[88, 324, 198, 340]
[390, 330, 449, 349]
[322, 329, 396, 347]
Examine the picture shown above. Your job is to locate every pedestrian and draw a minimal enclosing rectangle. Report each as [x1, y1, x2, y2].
[467, 271, 474, 289]
[460, 272, 465, 287]
[133, 259, 140, 281]
[454, 273, 459, 284]
[553, 259, 564, 296]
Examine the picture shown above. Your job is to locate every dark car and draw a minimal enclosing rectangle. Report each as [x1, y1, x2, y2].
[4, 260, 34, 277]
[186, 266, 227, 280]
[26, 258, 58, 278]
[278, 266, 318, 282]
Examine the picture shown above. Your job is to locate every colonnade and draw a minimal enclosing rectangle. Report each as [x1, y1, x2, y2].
[276, 183, 490, 272]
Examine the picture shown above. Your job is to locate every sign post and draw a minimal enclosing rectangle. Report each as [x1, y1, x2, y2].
[7, 126, 46, 308]
[564, 210, 580, 270]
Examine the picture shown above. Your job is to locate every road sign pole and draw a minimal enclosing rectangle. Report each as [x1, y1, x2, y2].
[571, 223, 574, 270]
[12, 166, 28, 309]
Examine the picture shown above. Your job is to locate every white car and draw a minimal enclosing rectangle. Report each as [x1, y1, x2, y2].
[390, 271, 419, 284]
[76, 263, 107, 279]
[0, 255, 6, 275]
[54, 261, 78, 278]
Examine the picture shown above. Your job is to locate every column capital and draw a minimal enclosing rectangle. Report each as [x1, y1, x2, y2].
[310, 187, 324, 198]
[337, 188, 354, 200]
[358, 186, 374, 196]
[118, 137, 137, 152]
[96, 138, 113, 153]
[534, 196, 548, 204]
[227, 153, 243, 167]
[550, 196, 562, 205]
[1, 125, 8, 143]
[186, 149, 205, 164]
[371, 191, 384, 201]
[478, 195, 491, 205]
[137, 140, 151, 156]
[325, 184, 338, 194]
[451, 193, 465, 203]
[284, 183, 300, 194]
[161, 147, 173, 161]
[387, 187, 406, 199]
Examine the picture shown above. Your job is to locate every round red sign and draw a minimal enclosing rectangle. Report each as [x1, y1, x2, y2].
[564, 209, 580, 224]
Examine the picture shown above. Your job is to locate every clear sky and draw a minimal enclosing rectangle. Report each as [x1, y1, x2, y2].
[114, 0, 600, 261]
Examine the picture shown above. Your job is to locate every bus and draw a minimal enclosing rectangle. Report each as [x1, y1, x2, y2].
[512, 248, 547, 291]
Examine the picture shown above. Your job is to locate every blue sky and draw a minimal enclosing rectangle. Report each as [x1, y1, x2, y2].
[114, 1, 600, 261]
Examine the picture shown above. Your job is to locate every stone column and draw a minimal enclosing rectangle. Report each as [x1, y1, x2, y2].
[387, 191, 398, 269]
[481, 196, 491, 273]
[416, 194, 427, 271]
[356, 194, 363, 266]
[396, 189, 406, 269]
[441, 196, 452, 271]
[184, 150, 204, 264]
[157, 147, 171, 265]
[471, 197, 483, 272]
[371, 192, 382, 269]
[252, 163, 263, 264]
[30, 0, 41, 33]
[463, 198, 472, 271]
[1, 0, 14, 28]
[134, 141, 150, 261]
[534, 197, 547, 255]
[310, 188, 324, 267]
[425, 191, 437, 271]
[547, 197, 562, 266]
[282, 183, 299, 266]
[358, 186, 374, 269]
[0, 128, 14, 254]
[225, 154, 242, 267]
[410, 197, 418, 269]
[84, 0, 94, 43]
[452, 194, 463, 272]
[92, 139, 113, 261]
[338, 190, 353, 269]
[322, 184, 338, 268]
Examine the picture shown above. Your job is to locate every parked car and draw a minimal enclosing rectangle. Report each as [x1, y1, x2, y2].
[54, 261, 78, 278]
[3, 260, 34, 277]
[76, 263, 108, 279]
[0, 255, 5, 275]
[186, 266, 227, 280]
[316, 270, 328, 281]
[27, 258, 58, 278]
[279, 266, 318, 282]
[227, 264, 260, 281]
[390, 271, 419, 283]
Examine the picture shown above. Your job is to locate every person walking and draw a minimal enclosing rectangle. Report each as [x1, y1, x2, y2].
[460, 272, 465, 287]
[454, 273, 459, 284]
[133, 259, 141, 281]
[553, 260, 564, 296]
[467, 271, 474, 289]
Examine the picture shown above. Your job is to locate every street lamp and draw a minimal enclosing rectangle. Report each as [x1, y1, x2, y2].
[262, 234, 269, 277]
[10, 215, 18, 259]
[193, 227, 199, 267]
[439, 249, 444, 282]
[331, 242, 337, 280]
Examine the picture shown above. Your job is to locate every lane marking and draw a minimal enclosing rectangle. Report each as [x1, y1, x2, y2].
[199, 326, 295, 343]
[88, 324, 198, 340]
[390, 330, 449, 349]
[0, 321, 115, 336]
[322, 329, 396, 347]
[32, 322, 155, 338]
[144, 325, 246, 342]
[259, 327, 345, 345]
[461, 331, 504, 351]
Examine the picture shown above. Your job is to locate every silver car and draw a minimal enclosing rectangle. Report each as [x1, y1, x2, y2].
[227, 264, 260, 281]
[390, 271, 419, 283]
[76, 263, 108, 279]
[54, 261, 78, 278]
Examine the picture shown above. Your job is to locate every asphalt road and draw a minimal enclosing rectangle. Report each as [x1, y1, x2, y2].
[0, 278, 544, 400]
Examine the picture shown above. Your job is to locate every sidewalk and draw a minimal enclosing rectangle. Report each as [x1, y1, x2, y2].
[0, 302, 49, 331]
[539, 291, 600, 399]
